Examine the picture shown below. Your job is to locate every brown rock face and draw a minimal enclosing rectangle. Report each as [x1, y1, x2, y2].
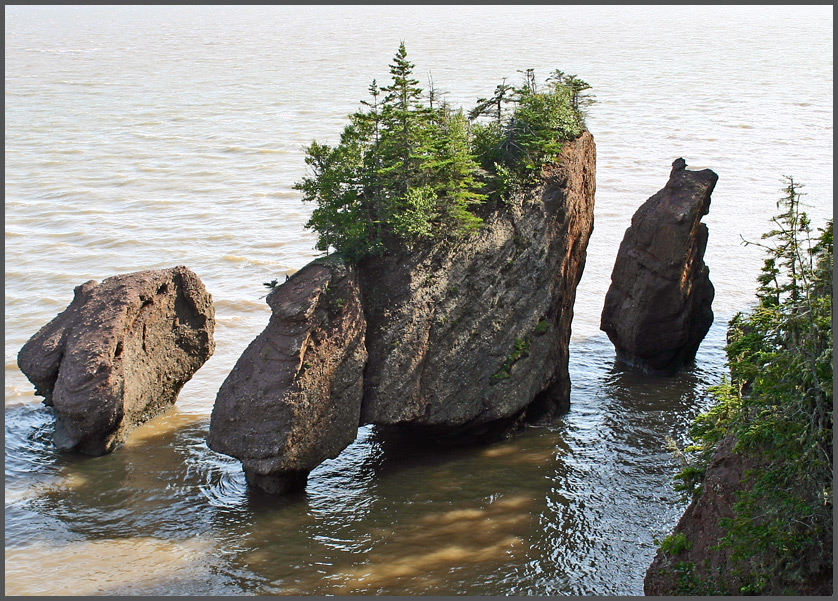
[18, 266, 215, 455]
[359, 131, 596, 437]
[207, 258, 367, 494]
[600, 158, 716, 375]
[208, 132, 595, 493]
[644, 435, 748, 595]
[644, 435, 833, 595]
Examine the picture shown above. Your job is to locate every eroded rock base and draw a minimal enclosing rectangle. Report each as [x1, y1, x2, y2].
[245, 469, 309, 496]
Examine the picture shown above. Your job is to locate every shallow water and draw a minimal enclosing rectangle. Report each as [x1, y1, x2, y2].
[4, 5, 833, 595]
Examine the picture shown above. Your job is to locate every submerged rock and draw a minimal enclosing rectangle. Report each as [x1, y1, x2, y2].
[208, 131, 595, 493]
[600, 158, 716, 375]
[18, 266, 215, 455]
[207, 258, 366, 494]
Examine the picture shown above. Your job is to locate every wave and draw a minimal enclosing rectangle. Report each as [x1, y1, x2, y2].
[256, 148, 290, 155]
[214, 297, 272, 312]
[220, 254, 291, 268]
[24, 47, 103, 54]
[54, 80, 106, 87]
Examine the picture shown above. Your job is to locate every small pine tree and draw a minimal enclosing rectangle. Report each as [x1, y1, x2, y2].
[468, 79, 514, 122]
[423, 108, 485, 234]
[378, 42, 433, 199]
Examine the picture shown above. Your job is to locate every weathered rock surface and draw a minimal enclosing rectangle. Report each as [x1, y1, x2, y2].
[359, 131, 596, 438]
[208, 131, 595, 493]
[600, 158, 716, 375]
[18, 266, 215, 455]
[207, 258, 367, 494]
[645, 435, 750, 595]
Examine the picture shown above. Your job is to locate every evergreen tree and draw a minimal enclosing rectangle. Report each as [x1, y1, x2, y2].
[468, 69, 591, 203]
[670, 179, 833, 594]
[358, 79, 385, 241]
[378, 41, 433, 200]
[294, 44, 592, 259]
[468, 79, 514, 122]
[423, 108, 485, 234]
[294, 121, 376, 260]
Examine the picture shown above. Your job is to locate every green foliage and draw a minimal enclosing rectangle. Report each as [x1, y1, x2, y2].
[296, 43, 485, 259]
[295, 44, 591, 259]
[490, 336, 531, 385]
[670, 561, 726, 596]
[671, 178, 833, 594]
[468, 69, 591, 204]
[389, 185, 437, 240]
[534, 319, 550, 335]
[324, 286, 347, 312]
[658, 532, 692, 555]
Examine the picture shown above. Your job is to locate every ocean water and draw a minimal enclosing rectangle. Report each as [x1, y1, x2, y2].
[4, 5, 832, 595]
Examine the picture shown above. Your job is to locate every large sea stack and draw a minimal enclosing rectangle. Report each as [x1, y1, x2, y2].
[600, 158, 717, 375]
[209, 131, 596, 493]
[18, 266, 215, 455]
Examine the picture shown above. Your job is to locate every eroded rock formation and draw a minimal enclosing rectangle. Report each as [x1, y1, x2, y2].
[209, 131, 596, 493]
[207, 259, 366, 494]
[18, 266, 215, 455]
[645, 435, 750, 594]
[600, 158, 716, 375]
[359, 131, 596, 438]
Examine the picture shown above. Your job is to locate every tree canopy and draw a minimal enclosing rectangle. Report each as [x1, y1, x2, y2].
[294, 43, 592, 260]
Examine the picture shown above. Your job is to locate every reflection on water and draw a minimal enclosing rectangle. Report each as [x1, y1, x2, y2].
[5, 537, 217, 596]
[4, 330, 726, 595]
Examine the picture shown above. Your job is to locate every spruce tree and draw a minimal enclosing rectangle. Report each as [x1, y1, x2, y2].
[294, 45, 591, 259]
[379, 41, 432, 200]
[423, 108, 485, 234]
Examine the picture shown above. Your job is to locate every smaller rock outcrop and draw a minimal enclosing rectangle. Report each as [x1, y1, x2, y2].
[207, 258, 366, 494]
[644, 435, 750, 595]
[600, 158, 716, 375]
[18, 266, 215, 455]
[644, 435, 832, 595]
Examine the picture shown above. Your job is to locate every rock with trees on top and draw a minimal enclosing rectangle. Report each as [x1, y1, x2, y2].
[208, 44, 597, 494]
